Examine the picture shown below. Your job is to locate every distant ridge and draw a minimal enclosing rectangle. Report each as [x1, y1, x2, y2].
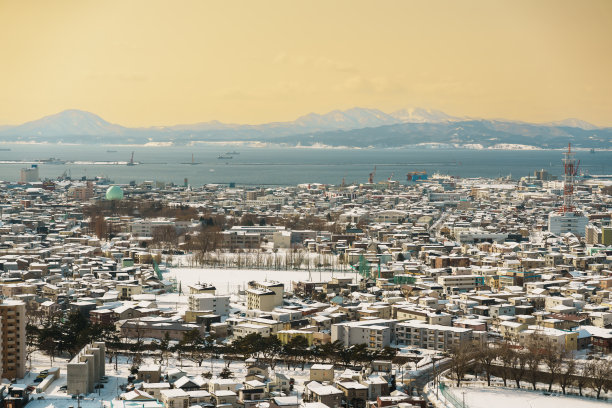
[0, 107, 609, 149]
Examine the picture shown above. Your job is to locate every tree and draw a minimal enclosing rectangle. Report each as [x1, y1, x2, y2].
[524, 337, 544, 390]
[542, 341, 564, 392]
[498, 342, 514, 387]
[449, 343, 474, 387]
[476, 342, 497, 387]
[219, 367, 233, 379]
[260, 336, 283, 366]
[26, 323, 39, 370]
[576, 363, 589, 396]
[558, 356, 576, 395]
[284, 335, 310, 370]
[182, 330, 213, 367]
[586, 359, 612, 399]
[154, 332, 172, 366]
[511, 350, 528, 389]
[152, 225, 178, 250]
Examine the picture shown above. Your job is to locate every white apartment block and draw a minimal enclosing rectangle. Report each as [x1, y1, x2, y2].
[331, 319, 397, 349]
[233, 323, 271, 338]
[130, 218, 176, 237]
[188, 294, 230, 316]
[395, 320, 472, 351]
[548, 211, 588, 236]
[248, 281, 284, 307]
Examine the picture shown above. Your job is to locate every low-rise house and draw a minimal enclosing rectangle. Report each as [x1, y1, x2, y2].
[160, 388, 189, 408]
[310, 364, 334, 383]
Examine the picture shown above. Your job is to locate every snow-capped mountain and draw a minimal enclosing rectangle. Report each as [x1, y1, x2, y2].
[293, 107, 398, 129]
[6, 109, 126, 136]
[544, 118, 599, 130]
[0, 107, 607, 148]
[390, 107, 460, 123]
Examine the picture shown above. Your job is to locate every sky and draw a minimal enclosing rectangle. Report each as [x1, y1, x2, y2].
[0, 0, 611, 127]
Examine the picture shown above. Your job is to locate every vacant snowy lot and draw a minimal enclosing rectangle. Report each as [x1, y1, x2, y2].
[166, 267, 355, 294]
[447, 386, 610, 408]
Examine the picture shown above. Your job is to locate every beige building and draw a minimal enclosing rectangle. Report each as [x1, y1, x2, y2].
[247, 281, 284, 309]
[116, 283, 143, 300]
[0, 299, 26, 379]
[160, 388, 189, 408]
[310, 364, 334, 382]
[247, 289, 277, 311]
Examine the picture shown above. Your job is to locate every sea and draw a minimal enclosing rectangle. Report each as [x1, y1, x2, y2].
[1, 143, 611, 186]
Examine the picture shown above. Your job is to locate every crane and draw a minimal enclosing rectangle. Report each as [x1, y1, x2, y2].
[368, 165, 377, 184]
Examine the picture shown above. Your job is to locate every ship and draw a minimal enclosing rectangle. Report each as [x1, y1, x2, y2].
[181, 154, 201, 165]
[218, 155, 233, 159]
[0, 148, 11, 151]
[107, 150, 117, 153]
[38, 157, 66, 165]
[406, 171, 428, 182]
[226, 151, 239, 155]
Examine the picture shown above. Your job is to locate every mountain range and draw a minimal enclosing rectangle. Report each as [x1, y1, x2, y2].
[0, 108, 609, 149]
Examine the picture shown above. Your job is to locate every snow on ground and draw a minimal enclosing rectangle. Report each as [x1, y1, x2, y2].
[165, 267, 356, 295]
[447, 386, 610, 408]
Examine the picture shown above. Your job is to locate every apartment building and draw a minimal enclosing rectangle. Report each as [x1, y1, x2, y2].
[246, 289, 277, 311]
[0, 299, 26, 379]
[395, 320, 473, 351]
[438, 275, 481, 294]
[188, 294, 230, 316]
[331, 319, 396, 349]
[247, 281, 284, 310]
[130, 218, 176, 237]
[221, 231, 261, 250]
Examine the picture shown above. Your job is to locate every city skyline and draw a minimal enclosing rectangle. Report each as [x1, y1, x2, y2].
[1, 0, 611, 127]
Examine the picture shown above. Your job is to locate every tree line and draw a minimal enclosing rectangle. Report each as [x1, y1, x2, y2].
[448, 338, 612, 400]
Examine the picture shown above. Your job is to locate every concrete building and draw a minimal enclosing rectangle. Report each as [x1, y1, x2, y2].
[438, 275, 481, 294]
[248, 281, 284, 305]
[548, 211, 588, 236]
[331, 319, 396, 348]
[0, 299, 26, 379]
[188, 294, 230, 316]
[246, 289, 277, 311]
[310, 364, 334, 382]
[67, 342, 106, 395]
[247, 281, 284, 311]
[395, 320, 473, 350]
[20, 165, 39, 183]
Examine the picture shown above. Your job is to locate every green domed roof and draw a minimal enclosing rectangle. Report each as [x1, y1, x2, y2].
[105, 185, 124, 200]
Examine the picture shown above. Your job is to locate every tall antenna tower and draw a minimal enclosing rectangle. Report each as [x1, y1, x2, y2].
[560, 143, 580, 213]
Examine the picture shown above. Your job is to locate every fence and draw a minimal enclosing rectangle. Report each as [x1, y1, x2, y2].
[439, 383, 468, 408]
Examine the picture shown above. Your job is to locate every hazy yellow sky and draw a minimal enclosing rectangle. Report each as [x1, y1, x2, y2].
[1, 0, 611, 127]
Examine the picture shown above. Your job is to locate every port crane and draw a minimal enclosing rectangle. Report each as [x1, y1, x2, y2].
[127, 151, 135, 166]
[368, 166, 377, 184]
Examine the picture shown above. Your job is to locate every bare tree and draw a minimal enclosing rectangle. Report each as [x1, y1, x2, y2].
[542, 340, 564, 392]
[498, 342, 515, 387]
[558, 356, 576, 395]
[476, 341, 497, 386]
[511, 350, 528, 389]
[525, 337, 544, 390]
[586, 359, 612, 399]
[449, 343, 474, 387]
[576, 362, 589, 396]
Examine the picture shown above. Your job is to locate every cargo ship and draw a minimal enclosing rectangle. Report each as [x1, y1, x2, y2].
[406, 171, 428, 182]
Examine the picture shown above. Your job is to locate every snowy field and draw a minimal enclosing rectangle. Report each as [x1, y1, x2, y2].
[165, 267, 357, 295]
[447, 386, 610, 408]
